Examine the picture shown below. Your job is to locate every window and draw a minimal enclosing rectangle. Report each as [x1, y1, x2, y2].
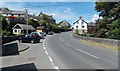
[82, 26, 84, 28]
[14, 29, 17, 33]
[76, 26, 78, 28]
[83, 30, 85, 33]
[82, 21, 84, 24]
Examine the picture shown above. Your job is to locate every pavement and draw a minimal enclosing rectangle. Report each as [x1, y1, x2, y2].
[0, 31, 118, 71]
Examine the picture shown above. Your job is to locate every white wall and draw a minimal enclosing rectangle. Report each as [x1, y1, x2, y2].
[13, 29, 22, 34]
[73, 19, 88, 34]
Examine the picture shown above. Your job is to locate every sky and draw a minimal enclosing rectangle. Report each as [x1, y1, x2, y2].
[1, 1, 103, 26]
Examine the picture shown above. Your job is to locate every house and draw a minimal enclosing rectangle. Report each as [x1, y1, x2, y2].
[59, 20, 71, 28]
[36, 26, 47, 33]
[0, 8, 26, 24]
[73, 17, 88, 34]
[38, 12, 56, 25]
[12, 23, 35, 35]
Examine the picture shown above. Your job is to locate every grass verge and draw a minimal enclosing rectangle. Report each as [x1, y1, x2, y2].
[80, 40, 119, 51]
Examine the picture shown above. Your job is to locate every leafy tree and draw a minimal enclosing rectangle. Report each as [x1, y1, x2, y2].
[93, 2, 120, 39]
[38, 19, 46, 26]
[28, 19, 39, 28]
[2, 16, 9, 31]
[2, 30, 10, 37]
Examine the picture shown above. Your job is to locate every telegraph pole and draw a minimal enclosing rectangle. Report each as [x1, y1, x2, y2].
[24, 8, 28, 34]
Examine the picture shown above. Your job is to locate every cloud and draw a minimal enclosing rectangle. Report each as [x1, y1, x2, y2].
[2, 2, 24, 11]
[85, 14, 102, 23]
[0, 0, 5, 7]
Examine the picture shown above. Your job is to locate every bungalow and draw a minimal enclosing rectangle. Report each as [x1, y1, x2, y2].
[73, 17, 88, 34]
[59, 20, 71, 28]
[12, 23, 35, 35]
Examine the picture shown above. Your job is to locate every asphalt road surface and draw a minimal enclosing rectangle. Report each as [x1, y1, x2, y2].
[43, 31, 118, 69]
[1, 31, 118, 71]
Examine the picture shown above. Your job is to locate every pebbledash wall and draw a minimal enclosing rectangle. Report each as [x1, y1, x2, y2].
[73, 34, 119, 47]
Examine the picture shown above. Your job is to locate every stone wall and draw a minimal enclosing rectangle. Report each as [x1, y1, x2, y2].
[2, 35, 25, 44]
[73, 34, 119, 47]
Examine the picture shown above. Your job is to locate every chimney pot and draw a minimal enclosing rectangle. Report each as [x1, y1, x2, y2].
[80, 16, 82, 19]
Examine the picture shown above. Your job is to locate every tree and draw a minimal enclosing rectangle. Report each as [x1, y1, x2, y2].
[28, 19, 39, 28]
[38, 19, 46, 26]
[2, 16, 9, 31]
[93, 2, 120, 39]
[2, 16, 11, 36]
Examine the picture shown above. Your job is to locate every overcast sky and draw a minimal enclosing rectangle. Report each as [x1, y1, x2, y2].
[1, 0, 104, 26]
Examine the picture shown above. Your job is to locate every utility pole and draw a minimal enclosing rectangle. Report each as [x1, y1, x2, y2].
[24, 8, 28, 34]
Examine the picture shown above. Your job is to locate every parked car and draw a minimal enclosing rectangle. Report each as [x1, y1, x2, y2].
[19, 34, 41, 44]
[31, 32, 45, 39]
[39, 32, 46, 36]
[48, 31, 53, 35]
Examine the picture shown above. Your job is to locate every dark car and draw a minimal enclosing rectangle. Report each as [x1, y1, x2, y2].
[19, 34, 41, 44]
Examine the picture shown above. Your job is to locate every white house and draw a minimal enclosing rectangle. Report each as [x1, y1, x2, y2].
[12, 23, 35, 35]
[73, 17, 88, 34]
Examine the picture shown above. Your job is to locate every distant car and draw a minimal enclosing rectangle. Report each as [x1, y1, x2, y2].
[19, 34, 41, 44]
[48, 31, 53, 35]
[31, 32, 45, 39]
[39, 32, 46, 36]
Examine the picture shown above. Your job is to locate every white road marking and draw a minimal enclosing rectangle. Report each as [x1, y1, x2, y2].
[48, 56, 53, 62]
[44, 47, 46, 50]
[76, 49, 98, 59]
[98, 68, 104, 69]
[45, 51, 48, 54]
[43, 45, 45, 47]
[54, 66, 59, 69]
[65, 43, 71, 47]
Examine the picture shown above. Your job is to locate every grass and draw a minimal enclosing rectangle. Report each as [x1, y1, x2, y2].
[80, 40, 119, 51]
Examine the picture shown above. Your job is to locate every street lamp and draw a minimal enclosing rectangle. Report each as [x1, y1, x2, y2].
[24, 8, 28, 34]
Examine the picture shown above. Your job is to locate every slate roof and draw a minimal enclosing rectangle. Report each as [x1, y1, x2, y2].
[36, 26, 45, 30]
[73, 19, 88, 25]
[12, 23, 35, 30]
[59, 20, 71, 27]
[73, 18, 95, 26]
[38, 12, 55, 20]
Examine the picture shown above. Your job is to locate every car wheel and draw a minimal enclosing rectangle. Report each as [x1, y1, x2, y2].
[31, 40, 34, 44]
[19, 40, 22, 43]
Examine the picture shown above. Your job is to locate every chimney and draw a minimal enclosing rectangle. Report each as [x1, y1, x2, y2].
[51, 15, 53, 17]
[80, 16, 82, 19]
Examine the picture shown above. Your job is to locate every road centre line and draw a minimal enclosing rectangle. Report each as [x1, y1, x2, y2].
[48, 56, 53, 62]
[59, 35, 98, 59]
[76, 49, 98, 59]
[54, 66, 60, 69]
[44, 47, 46, 50]
[45, 51, 48, 54]
[65, 43, 71, 47]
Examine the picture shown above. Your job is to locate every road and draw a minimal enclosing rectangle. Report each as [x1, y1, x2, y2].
[44, 31, 118, 69]
[1, 31, 118, 70]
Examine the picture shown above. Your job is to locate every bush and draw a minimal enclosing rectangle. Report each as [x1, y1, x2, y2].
[75, 29, 80, 35]
[2, 30, 10, 37]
